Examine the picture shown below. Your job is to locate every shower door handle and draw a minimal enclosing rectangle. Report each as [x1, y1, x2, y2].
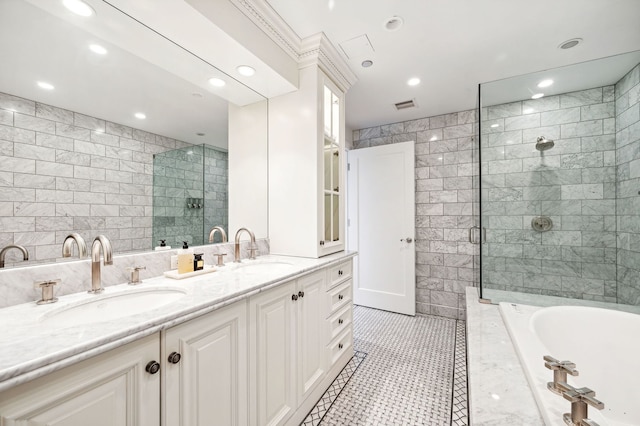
[469, 226, 479, 244]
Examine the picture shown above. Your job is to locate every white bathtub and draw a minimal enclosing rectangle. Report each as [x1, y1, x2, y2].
[499, 303, 640, 426]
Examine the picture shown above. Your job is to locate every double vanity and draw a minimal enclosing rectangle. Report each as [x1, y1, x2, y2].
[0, 252, 355, 425]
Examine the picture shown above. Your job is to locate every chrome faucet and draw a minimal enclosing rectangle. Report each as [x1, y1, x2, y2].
[208, 226, 228, 243]
[234, 227, 257, 262]
[89, 235, 113, 294]
[62, 233, 88, 258]
[0, 245, 29, 268]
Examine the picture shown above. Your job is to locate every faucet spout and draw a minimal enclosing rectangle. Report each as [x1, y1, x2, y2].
[0, 245, 29, 268]
[62, 233, 88, 258]
[90, 235, 113, 294]
[234, 227, 256, 262]
[208, 226, 228, 243]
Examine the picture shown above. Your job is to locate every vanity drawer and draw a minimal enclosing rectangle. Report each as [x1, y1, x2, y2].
[328, 326, 353, 369]
[327, 279, 352, 316]
[328, 260, 352, 289]
[327, 303, 352, 342]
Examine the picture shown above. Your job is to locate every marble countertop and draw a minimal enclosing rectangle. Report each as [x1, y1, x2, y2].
[0, 252, 356, 392]
[465, 286, 544, 425]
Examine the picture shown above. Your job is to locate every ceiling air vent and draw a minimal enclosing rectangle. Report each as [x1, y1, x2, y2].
[394, 99, 417, 110]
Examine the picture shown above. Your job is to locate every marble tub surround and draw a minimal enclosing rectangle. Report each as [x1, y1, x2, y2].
[0, 251, 355, 391]
[0, 237, 269, 308]
[465, 287, 544, 425]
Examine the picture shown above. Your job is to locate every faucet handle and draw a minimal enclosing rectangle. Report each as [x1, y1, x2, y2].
[558, 382, 604, 409]
[544, 355, 579, 375]
[34, 279, 61, 305]
[127, 266, 146, 285]
[214, 253, 227, 266]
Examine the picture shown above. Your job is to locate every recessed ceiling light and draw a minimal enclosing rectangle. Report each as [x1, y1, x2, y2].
[429, 136, 438, 142]
[531, 93, 545, 99]
[208, 77, 226, 87]
[236, 65, 255, 77]
[37, 81, 54, 90]
[89, 44, 107, 55]
[537, 79, 553, 88]
[63, 0, 95, 17]
[523, 107, 535, 114]
[383, 16, 404, 31]
[407, 77, 420, 86]
[361, 60, 373, 68]
[134, 112, 146, 119]
[490, 123, 499, 128]
[558, 38, 582, 50]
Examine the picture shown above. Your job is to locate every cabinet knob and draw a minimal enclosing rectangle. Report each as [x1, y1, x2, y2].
[338, 318, 344, 324]
[338, 294, 343, 300]
[338, 270, 343, 276]
[168, 352, 182, 364]
[145, 361, 160, 375]
[338, 343, 343, 349]
[298, 291, 304, 298]
[319, 240, 325, 246]
[292, 294, 298, 301]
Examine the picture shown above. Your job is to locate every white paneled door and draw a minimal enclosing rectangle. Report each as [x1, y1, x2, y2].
[347, 141, 416, 315]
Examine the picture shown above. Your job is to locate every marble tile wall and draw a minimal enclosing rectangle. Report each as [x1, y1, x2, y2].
[203, 146, 229, 242]
[480, 86, 618, 302]
[615, 63, 640, 305]
[352, 110, 478, 320]
[0, 91, 193, 266]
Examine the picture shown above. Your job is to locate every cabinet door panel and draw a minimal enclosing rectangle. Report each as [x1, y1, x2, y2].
[249, 281, 296, 426]
[0, 334, 159, 426]
[164, 302, 247, 426]
[297, 271, 326, 402]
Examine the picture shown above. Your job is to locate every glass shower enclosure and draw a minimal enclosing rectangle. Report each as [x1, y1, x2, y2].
[152, 144, 229, 248]
[478, 50, 640, 307]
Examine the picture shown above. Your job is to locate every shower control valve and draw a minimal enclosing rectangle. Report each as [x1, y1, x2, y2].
[544, 355, 578, 395]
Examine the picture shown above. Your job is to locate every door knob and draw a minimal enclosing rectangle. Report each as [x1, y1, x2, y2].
[401, 237, 413, 243]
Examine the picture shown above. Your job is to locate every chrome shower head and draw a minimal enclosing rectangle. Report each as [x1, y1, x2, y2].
[536, 136, 554, 151]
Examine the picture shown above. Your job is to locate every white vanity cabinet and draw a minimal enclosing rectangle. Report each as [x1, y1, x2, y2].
[249, 269, 329, 426]
[162, 302, 248, 426]
[0, 334, 160, 426]
[269, 66, 347, 259]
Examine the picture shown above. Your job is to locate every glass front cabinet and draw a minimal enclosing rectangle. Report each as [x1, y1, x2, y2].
[321, 77, 345, 255]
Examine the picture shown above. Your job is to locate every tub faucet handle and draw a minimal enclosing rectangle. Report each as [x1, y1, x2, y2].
[557, 382, 604, 426]
[544, 355, 579, 395]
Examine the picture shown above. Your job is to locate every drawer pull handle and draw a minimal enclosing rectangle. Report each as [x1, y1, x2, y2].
[298, 291, 304, 298]
[292, 294, 298, 301]
[338, 294, 343, 300]
[145, 361, 160, 375]
[338, 319, 344, 324]
[338, 343, 343, 349]
[168, 352, 181, 364]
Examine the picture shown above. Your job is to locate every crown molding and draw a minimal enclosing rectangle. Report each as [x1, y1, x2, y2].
[229, 0, 357, 91]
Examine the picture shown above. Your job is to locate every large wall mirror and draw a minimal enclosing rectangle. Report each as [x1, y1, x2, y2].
[0, 0, 268, 268]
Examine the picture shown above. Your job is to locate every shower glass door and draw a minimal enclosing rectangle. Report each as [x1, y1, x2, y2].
[478, 50, 640, 307]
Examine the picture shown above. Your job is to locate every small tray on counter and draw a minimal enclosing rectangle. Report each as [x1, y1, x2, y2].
[163, 266, 216, 280]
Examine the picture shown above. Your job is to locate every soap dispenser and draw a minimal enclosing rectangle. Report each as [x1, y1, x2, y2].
[155, 239, 171, 251]
[177, 241, 194, 274]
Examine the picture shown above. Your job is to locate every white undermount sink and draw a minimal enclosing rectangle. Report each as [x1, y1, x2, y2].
[41, 287, 187, 326]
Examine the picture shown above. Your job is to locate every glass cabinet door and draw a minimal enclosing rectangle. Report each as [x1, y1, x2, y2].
[323, 85, 341, 244]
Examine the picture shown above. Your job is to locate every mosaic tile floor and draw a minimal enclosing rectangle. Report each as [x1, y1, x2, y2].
[302, 305, 468, 425]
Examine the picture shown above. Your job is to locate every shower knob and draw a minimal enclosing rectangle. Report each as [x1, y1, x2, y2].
[531, 216, 553, 232]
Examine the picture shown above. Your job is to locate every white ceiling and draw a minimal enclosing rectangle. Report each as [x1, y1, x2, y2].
[266, 0, 640, 131]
